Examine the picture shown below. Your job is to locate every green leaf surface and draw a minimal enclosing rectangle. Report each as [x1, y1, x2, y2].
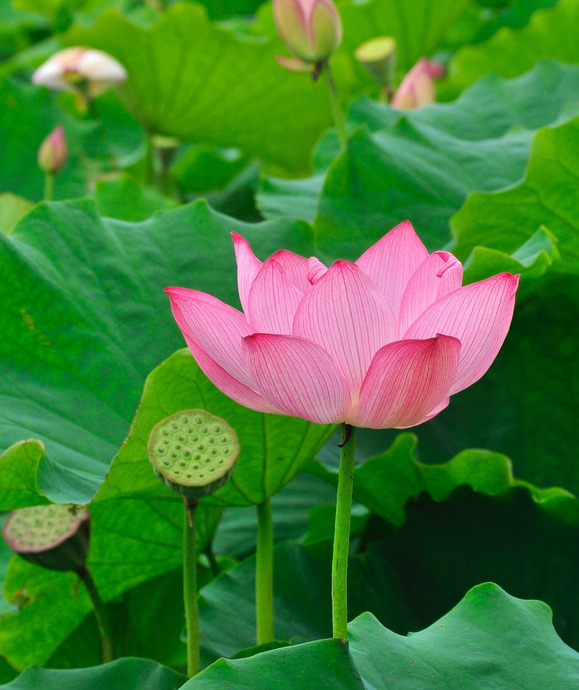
[452, 116, 579, 274]
[445, 0, 579, 97]
[185, 638, 363, 689]
[0, 199, 315, 504]
[0, 441, 50, 510]
[97, 348, 335, 506]
[314, 122, 530, 258]
[92, 175, 176, 222]
[348, 583, 579, 688]
[0, 195, 34, 236]
[64, 4, 332, 172]
[0, 658, 186, 690]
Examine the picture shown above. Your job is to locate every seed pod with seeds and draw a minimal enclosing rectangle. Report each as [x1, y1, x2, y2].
[2, 504, 90, 572]
[148, 409, 239, 499]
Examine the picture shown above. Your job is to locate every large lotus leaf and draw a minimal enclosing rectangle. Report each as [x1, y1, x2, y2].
[258, 61, 579, 227]
[63, 4, 331, 172]
[199, 482, 579, 656]
[313, 123, 531, 258]
[0, 199, 316, 505]
[348, 584, 579, 688]
[185, 638, 363, 689]
[0, 658, 186, 690]
[444, 0, 579, 97]
[97, 348, 335, 507]
[452, 116, 579, 274]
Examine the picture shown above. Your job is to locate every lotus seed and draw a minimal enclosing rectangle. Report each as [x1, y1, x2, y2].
[175, 443, 181, 450]
[195, 417, 202, 424]
[202, 426, 208, 434]
[171, 423, 178, 430]
[196, 443, 205, 451]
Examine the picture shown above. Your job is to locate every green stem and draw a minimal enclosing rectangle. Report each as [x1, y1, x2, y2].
[332, 424, 357, 641]
[44, 173, 54, 202]
[144, 131, 154, 186]
[183, 497, 200, 677]
[323, 62, 348, 152]
[77, 564, 114, 663]
[256, 499, 274, 645]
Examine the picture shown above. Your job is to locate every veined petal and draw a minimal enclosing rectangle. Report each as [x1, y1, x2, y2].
[173, 314, 280, 414]
[398, 251, 463, 335]
[307, 256, 328, 284]
[247, 259, 303, 334]
[404, 273, 519, 395]
[269, 249, 309, 292]
[166, 287, 255, 388]
[349, 335, 460, 429]
[356, 220, 429, 317]
[293, 261, 397, 393]
[232, 232, 262, 315]
[243, 334, 352, 424]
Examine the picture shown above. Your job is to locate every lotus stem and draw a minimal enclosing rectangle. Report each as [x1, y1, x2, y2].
[256, 498, 275, 645]
[332, 423, 357, 640]
[183, 497, 201, 677]
[43, 173, 54, 202]
[323, 62, 347, 152]
[76, 564, 114, 663]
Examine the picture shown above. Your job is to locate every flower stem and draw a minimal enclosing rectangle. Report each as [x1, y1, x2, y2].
[76, 564, 114, 663]
[332, 423, 357, 641]
[183, 497, 200, 677]
[44, 173, 54, 202]
[256, 498, 274, 645]
[323, 62, 348, 152]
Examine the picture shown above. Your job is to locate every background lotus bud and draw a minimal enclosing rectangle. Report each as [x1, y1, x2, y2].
[32, 47, 127, 98]
[355, 36, 397, 90]
[391, 58, 444, 109]
[274, 0, 343, 65]
[37, 126, 68, 175]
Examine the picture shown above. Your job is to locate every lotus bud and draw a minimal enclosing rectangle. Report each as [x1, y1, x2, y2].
[391, 58, 444, 110]
[32, 47, 127, 98]
[274, 0, 343, 66]
[148, 409, 239, 500]
[3, 504, 90, 572]
[355, 37, 397, 90]
[37, 126, 68, 174]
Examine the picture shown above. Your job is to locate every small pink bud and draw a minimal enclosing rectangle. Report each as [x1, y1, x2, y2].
[32, 47, 127, 97]
[274, 0, 342, 65]
[391, 59, 444, 110]
[37, 126, 68, 174]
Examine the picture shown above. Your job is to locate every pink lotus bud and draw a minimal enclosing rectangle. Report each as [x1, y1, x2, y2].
[274, 0, 343, 65]
[37, 126, 68, 174]
[391, 58, 444, 109]
[165, 222, 519, 429]
[32, 47, 127, 97]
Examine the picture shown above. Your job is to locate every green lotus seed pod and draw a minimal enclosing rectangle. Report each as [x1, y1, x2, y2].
[2, 504, 90, 572]
[148, 409, 239, 499]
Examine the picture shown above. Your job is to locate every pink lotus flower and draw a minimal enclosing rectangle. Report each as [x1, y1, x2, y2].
[391, 59, 444, 110]
[32, 47, 127, 97]
[166, 222, 518, 428]
[274, 0, 343, 66]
